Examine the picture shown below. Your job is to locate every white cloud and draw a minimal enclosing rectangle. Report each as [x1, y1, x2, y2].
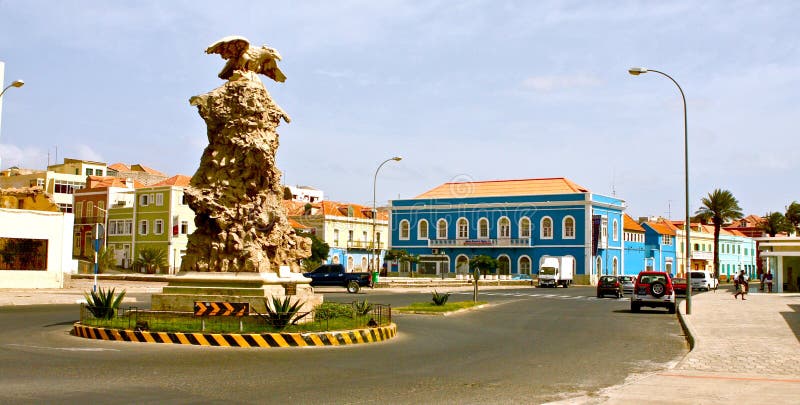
[72, 144, 105, 163]
[521, 74, 602, 92]
[0, 144, 46, 169]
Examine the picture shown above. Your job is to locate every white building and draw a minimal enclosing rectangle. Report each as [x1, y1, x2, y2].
[287, 185, 324, 203]
[0, 208, 74, 288]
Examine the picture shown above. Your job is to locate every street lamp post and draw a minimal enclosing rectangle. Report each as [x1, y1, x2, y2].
[371, 156, 402, 276]
[0, 79, 24, 170]
[628, 67, 692, 314]
[92, 205, 110, 293]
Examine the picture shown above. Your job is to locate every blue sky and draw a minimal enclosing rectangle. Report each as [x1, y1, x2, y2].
[1, 1, 798, 219]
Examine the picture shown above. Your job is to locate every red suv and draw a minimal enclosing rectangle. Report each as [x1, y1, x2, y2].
[630, 271, 676, 314]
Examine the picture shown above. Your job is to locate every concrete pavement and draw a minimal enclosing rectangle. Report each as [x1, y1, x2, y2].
[1, 276, 798, 404]
[554, 286, 800, 404]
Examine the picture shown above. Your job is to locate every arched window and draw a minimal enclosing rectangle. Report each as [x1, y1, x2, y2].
[457, 218, 469, 239]
[399, 220, 410, 240]
[562, 216, 575, 239]
[437, 219, 448, 239]
[612, 219, 619, 241]
[612, 257, 618, 275]
[519, 217, 531, 238]
[478, 218, 489, 239]
[456, 255, 470, 274]
[596, 256, 602, 275]
[541, 217, 553, 239]
[518, 256, 532, 275]
[418, 220, 428, 240]
[497, 255, 510, 275]
[498, 217, 511, 239]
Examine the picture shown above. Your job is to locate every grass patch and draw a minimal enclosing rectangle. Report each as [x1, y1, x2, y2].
[395, 301, 486, 313]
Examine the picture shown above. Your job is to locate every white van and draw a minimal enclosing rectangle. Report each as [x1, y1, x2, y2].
[689, 270, 718, 291]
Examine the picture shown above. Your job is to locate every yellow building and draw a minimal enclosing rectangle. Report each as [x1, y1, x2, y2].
[0, 158, 107, 213]
[286, 200, 390, 272]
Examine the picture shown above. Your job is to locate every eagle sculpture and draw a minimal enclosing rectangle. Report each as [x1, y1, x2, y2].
[206, 36, 287, 82]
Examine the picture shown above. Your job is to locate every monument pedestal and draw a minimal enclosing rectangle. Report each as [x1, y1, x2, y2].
[150, 268, 321, 315]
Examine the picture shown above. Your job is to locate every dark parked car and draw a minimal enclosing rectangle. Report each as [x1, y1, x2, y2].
[618, 275, 635, 294]
[303, 264, 372, 293]
[597, 275, 623, 298]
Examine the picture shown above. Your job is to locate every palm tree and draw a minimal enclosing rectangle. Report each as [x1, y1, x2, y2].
[785, 201, 800, 235]
[134, 248, 168, 274]
[760, 212, 792, 237]
[694, 189, 743, 280]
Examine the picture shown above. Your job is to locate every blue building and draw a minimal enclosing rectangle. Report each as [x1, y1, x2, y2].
[623, 214, 646, 275]
[389, 178, 625, 284]
[641, 221, 678, 275]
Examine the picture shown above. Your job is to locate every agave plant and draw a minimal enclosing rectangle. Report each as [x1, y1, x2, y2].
[83, 288, 126, 319]
[256, 296, 308, 329]
[353, 299, 373, 316]
[431, 290, 450, 306]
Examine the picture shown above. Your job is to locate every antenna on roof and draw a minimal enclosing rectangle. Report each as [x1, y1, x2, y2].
[611, 169, 616, 196]
[667, 200, 672, 219]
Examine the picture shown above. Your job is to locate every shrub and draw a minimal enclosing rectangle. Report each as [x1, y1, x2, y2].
[83, 288, 126, 319]
[255, 296, 308, 329]
[314, 302, 353, 321]
[431, 290, 450, 306]
[353, 299, 373, 316]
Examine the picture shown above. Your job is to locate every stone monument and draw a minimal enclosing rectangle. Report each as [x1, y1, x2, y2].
[150, 36, 320, 313]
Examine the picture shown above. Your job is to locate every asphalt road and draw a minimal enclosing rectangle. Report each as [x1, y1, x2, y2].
[0, 286, 687, 404]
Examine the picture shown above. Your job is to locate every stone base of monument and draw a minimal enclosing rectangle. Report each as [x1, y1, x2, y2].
[150, 267, 322, 320]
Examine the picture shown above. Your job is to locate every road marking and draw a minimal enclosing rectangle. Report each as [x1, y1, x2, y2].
[6, 344, 119, 352]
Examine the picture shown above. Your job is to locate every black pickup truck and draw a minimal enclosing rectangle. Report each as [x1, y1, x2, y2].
[303, 264, 372, 293]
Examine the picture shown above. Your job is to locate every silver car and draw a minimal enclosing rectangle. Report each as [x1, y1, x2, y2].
[618, 275, 635, 294]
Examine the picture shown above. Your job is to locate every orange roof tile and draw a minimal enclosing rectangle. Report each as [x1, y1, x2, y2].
[129, 164, 166, 176]
[79, 176, 144, 190]
[623, 214, 645, 232]
[414, 177, 589, 199]
[288, 218, 310, 230]
[108, 163, 130, 172]
[153, 175, 191, 187]
[646, 221, 676, 236]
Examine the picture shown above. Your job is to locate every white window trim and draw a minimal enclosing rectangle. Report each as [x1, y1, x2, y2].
[519, 217, 531, 238]
[437, 219, 448, 240]
[139, 194, 149, 207]
[518, 255, 532, 275]
[540, 216, 553, 240]
[139, 220, 148, 235]
[596, 256, 602, 275]
[154, 219, 164, 235]
[155, 193, 164, 206]
[457, 217, 469, 239]
[562, 216, 576, 239]
[497, 254, 511, 275]
[417, 219, 429, 240]
[612, 219, 619, 241]
[399, 220, 410, 240]
[498, 216, 511, 239]
[478, 218, 489, 239]
[612, 257, 618, 275]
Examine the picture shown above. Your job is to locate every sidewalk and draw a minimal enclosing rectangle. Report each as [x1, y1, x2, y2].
[555, 286, 800, 404]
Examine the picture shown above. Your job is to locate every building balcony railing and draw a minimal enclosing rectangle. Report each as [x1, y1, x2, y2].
[346, 241, 385, 250]
[74, 216, 105, 225]
[428, 238, 531, 248]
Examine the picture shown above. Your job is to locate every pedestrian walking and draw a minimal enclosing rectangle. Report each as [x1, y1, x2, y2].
[765, 270, 773, 293]
[733, 270, 747, 300]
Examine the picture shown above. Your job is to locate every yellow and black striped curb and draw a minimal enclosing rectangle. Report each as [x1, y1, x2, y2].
[72, 323, 397, 348]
